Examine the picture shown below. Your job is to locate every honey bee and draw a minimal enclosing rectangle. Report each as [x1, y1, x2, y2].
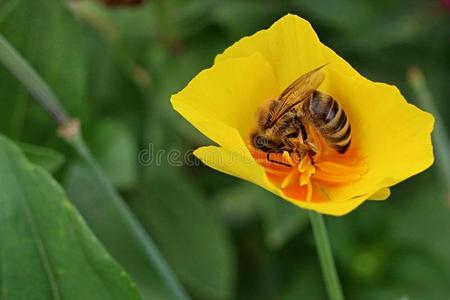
[251, 64, 351, 166]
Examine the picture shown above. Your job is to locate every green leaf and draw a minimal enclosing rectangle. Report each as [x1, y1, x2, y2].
[258, 196, 308, 250]
[0, 134, 142, 300]
[64, 162, 173, 300]
[326, 173, 450, 297]
[129, 169, 235, 300]
[213, 183, 260, 227]
[19, 142, 65, 173]
[70, 0, 159, 48]
[212, 0, 285, 37]
[88, 119, 138, 189]
[138, 103, 235, 299]
[0, 0, 21, 23]
[352, 249, 450, 300]
[282, 260, 326, 300]
[215, 182, 308, 249]
[388, 180, 450, 278]
[0, 0, 86, 140]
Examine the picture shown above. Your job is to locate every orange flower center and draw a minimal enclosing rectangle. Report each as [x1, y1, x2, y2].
[249, 133, 367, 203]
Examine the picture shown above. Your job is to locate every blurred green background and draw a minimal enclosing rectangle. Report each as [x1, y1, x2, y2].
[0, 0, 449, 299]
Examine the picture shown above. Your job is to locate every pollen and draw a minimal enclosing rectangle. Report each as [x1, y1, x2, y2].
[249, 139, 367, 203]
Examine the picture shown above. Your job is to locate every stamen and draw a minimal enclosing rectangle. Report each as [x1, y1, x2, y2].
[282, 151, 295, 166]
[306, 181, 313, 202]
[298, 155, 310, 173]
[281, 169, 297, 188]
[298, 155, 315, 186]
[295, 155, 316, 202]
[249, 140, 365, 203]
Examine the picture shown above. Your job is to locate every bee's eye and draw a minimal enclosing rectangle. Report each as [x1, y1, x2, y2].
[253, 135, 268, 149]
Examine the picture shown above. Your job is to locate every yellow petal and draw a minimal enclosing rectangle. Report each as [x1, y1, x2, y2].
[193, 146, 274, 192]
[215, 13, 434, 206]
[369, 188, 391, 201]
[194, 146, 372, 216]
[174, 14, 434, 215]
[171, 53, 278, 155]
[319, 74, 434, 202]
[216, 14, 359, 93]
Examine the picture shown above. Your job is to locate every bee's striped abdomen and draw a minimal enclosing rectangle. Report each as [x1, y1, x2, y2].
[307, 91, 351, 153]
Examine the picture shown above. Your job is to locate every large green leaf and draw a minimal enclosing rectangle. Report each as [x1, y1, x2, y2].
[0, 0, 86, 140]
[64, 162, 173, 300]
[327, 172, 450, 298]
[215, 182, 308, 249]
[135, 77, 235, 299]
[88, 119, 138, 189]
[258, 196, 308, 250]
[0, 134, 142, 300]
[19, 142, 65, 173]
[282, 260, 326, 300]
[129, 169, 235, 300]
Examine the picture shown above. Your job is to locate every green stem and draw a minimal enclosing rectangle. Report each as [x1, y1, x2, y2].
[407, 67, 450, 196]
[0, 33, 190, 300]
[308, 211, 344, 300]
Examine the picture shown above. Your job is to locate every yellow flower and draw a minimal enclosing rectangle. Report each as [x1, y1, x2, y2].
[171, 14, 434, 216]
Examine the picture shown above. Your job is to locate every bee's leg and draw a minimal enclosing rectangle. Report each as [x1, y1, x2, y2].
[302, 123, 320, 156]
[266, 151, 293, 167]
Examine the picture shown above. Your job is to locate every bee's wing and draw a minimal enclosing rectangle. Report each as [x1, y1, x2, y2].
[267, 64, 326, 127]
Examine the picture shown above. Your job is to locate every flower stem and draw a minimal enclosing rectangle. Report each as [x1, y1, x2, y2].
[0, 33, 190, 300]
[0, 34, 70, 126]
[308, 211, 344, 300]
